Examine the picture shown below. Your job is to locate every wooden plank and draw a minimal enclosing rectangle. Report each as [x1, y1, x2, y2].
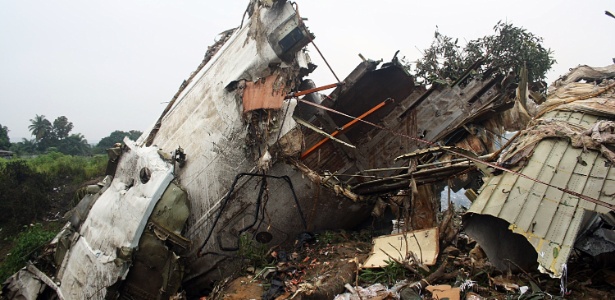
[362, 227, 439, 268]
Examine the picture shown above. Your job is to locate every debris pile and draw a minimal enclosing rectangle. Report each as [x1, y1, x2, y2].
[210, 217, 614, 299]
[209, 65, 615, 299]
[2, 0, 615, 299]
[464, 65, 615, 279]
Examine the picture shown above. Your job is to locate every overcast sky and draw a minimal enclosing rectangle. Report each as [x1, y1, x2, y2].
[1, 0, 614, 143]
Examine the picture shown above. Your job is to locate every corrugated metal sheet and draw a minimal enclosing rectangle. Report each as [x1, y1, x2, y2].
[468, 109, 615, 277]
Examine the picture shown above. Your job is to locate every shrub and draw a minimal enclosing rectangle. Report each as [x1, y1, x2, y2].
[0, 153, 107, 232]
[0, 224, 57, 282]
[0, 160, 52, 231]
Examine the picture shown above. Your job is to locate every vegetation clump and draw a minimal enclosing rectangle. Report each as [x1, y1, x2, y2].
[0, 224, 57, 282]
[412, 21, 556, 90]
[0, 152, 106, 236]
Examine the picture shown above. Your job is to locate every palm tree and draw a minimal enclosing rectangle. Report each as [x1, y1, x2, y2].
[28, 115, 52, 142]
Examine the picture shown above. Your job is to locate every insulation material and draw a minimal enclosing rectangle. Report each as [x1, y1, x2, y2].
[362, 227, 439, 268]
[499, 116, 615, 167]
[500, 98, 532, 131]
[243, 75, 286, 113]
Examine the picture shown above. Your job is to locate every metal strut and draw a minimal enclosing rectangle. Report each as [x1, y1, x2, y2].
[300, 98, 393, 159]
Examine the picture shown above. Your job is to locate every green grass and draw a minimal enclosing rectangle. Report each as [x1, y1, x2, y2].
[237, 233, 271, 270]
[359, 259, 411, 286]
[0, 224, 57, 282]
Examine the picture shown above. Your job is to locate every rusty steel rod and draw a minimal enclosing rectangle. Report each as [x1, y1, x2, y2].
[297, 97, 615, 211]
[300, 98, 393, 159]
[286, 82, 341, 99]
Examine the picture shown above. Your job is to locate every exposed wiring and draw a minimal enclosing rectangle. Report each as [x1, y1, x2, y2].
[294, 97, 615, 211]
[198, 173, 307, 257]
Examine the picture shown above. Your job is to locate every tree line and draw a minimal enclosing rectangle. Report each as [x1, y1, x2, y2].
[0, 115, 142, 156]
[0, 117, 143, 281]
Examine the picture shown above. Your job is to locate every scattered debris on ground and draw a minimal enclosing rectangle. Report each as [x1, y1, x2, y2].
[207, 221, 614, 300]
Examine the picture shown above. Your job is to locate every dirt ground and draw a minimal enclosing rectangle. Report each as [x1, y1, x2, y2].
[207, 225, 615, 300]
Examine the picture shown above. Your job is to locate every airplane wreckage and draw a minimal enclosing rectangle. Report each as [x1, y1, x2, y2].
[3, 1, 615, 299]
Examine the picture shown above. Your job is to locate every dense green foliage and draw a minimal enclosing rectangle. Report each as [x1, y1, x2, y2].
[359, 260, 411, 286]
[413, 21, 555, 88]
[0, 224, 57, 282]
[9, 139, 37, 156]
[0, 160, 51, 230]
[0, 153, 107, 232]
[0, 124, 10, 151]
[27, 152, 107, 185]
[8, 119, 143, 157]
[96, 130, 143, 150]
[18, 114, 91, 155]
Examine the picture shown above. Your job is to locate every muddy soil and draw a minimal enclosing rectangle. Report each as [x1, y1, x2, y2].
[208, 228, 615, 300]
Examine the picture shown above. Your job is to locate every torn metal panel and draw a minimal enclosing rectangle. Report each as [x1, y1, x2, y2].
[465, 69, 615, 278]
[128, 3, 325, 293]
[467, 114, 615, 277]
[55, 139, 175, 299]
[2, 139, 186, 299]
[2, 268, 46, 300]
[362, 227, 439, 268]
[324, 61, 415, 143]
[576, 227, 615, 257]
[242, 75, 286, 112]
[299, 59, 510, 192]
[463, 214, 538, 272]
[117, 181, 190, 299]
[357, 73, 508, 176]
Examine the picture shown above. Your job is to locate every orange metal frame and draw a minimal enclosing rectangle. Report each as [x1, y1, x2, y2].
[300, 98, 393, 159]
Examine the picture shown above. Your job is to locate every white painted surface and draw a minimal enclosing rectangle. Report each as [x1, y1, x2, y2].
[57, 139, 173, 299]
[146, 3, 303, 247]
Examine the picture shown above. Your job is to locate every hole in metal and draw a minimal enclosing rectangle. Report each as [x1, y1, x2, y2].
[255, 231, 273, 244]
[139, 167, 151, 184]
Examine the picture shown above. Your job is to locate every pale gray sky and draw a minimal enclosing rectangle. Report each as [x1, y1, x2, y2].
[1, 0, 614, 143]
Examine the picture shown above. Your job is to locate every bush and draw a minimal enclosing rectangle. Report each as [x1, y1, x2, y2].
[0, 153, 107, 232]
[359, 259, 411, 286]
[0, 160, 52, 231]
[28, 152, 106, 185]
[0, 224, 57, 282]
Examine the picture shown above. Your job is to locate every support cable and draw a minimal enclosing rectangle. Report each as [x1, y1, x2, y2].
[294, 98, 615, 211]
[198, 173, 307, 256]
